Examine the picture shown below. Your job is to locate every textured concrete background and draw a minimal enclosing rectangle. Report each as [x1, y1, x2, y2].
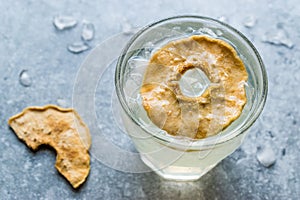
[1, 0, 299, 199]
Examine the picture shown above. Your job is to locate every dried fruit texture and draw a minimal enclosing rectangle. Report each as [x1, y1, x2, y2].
[8, 105, 91, 189]
[141, 35, 248, 139]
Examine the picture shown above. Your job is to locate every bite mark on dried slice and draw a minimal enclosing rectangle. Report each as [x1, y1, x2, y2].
[8, 105, 91, 189]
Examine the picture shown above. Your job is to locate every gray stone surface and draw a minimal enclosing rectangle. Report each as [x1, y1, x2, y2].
[0, 0, 299, 199]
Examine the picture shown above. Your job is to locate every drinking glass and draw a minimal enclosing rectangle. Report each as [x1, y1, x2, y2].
[115, 16, 268, 181]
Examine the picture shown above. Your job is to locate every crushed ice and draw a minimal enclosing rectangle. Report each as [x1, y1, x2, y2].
[67, 42, 89, 54]
[243, 16, 257, 28]
[179, 68, 210, 98]
[53, 16, 77, 30]
[81, 20, 95, 41]
[262, 28, 294, 49]
[19, 70, 32, 87]
[122, 20, 135, 35]
[256, 145, 276, 167]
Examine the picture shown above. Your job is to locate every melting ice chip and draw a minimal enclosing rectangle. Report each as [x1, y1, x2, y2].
[256, 146, 276, 167]
[53, 16, 77, 30]
[243, 16, 257, 28]
[122, 20, 136, 35]
[19, 70, 32, 87]
[262, 29, 294, 49]
[81, 20, 95, 41]
[179, 68, 211, 97]
[67, 42, 89, 54]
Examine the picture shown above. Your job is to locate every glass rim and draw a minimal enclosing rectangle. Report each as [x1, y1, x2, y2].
[115, 15, 268, 148]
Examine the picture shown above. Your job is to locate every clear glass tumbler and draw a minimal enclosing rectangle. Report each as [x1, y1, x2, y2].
[115, 16, 268, 181]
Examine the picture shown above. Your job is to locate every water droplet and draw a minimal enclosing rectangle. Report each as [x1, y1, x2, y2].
[67, 42, 89, 54]
[56, 98, 68, 107]
[186, 27, 195, 33]
[262, 29, 294, 49]
[53, 16, 77, 30]
[243, 16, 257, 28]
[256, 146, 276, 167]
[81, 20, 95, 41]
[19, 70, 32, 87]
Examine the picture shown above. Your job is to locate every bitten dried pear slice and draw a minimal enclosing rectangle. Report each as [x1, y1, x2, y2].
[8, 105, 91, 189]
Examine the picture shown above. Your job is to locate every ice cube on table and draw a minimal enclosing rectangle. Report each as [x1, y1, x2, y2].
[122, 20, 136, 35]
[262, 29, 294, 49]
[256, 146, 276, 168]
[81, 20, 95, 41]
[53, 16, 77, 30]
[67, 42, 89, 54]
[243, 16, 257, 28]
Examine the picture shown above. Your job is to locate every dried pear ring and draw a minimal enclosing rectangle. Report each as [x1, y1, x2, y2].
[141, 35, 248, 139]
